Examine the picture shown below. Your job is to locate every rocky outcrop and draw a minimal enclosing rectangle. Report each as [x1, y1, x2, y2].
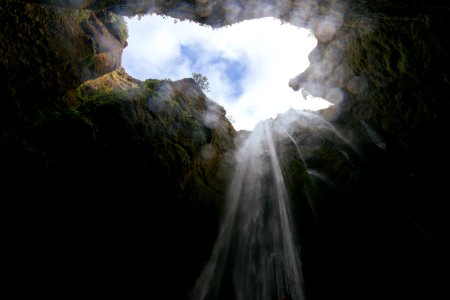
[0, 1, 126, 125]
[1, 2, 237, 298]
[2, 65, 236, 298]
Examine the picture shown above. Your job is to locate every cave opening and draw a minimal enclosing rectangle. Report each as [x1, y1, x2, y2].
[1, 1, 448, 300]
[122, 13, 333, 131]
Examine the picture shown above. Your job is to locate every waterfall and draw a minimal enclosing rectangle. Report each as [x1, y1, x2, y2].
[282, 128, 309, 170]
[191, 119, 305, 300]
[281, 129, 320, 225]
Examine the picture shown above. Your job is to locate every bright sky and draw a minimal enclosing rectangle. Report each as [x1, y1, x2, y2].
[122, 14, 332, 131]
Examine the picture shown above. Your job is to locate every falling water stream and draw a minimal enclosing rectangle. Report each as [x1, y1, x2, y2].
[191, 108, 365, 300]
[187, 102, 445, 300]
[192, 119, 305, 300]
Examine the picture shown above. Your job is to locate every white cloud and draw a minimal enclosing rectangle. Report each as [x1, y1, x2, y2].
[122, 14, 332, 131]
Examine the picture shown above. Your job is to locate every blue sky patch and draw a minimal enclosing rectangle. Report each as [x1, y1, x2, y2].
[180, 45, 198, 64]
[210, 56, 246, 98]
[181, 44, 246, 98]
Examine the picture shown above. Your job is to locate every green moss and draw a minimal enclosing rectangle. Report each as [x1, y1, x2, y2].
[96, 10, 129, 44]
[34, 108, 63, 125]
[397, 47, 409, 74]
[73, 9, 93, 22]
[172, 142, 191, 166]
[144, 79, 162, 91]
[180, 111, 201, 128]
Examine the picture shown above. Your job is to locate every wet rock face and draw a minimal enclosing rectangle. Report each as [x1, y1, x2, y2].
[2, 67, 236, 298]
[0, 1, 125, 118]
